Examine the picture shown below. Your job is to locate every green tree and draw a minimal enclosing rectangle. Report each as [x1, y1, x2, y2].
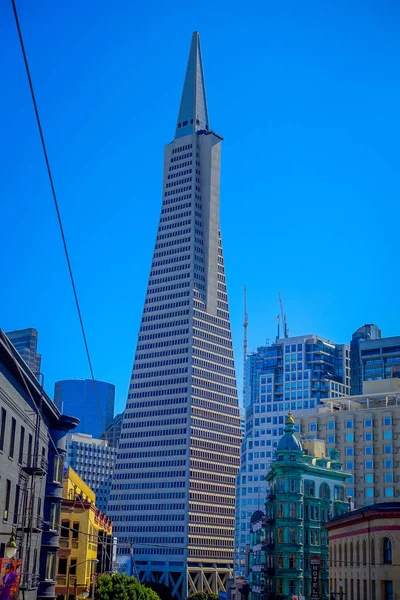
[186, 593, 219, 600]
[95, 574, 161, 600]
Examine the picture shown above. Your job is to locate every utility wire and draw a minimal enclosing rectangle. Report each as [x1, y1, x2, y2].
[10, 0, 106, 432]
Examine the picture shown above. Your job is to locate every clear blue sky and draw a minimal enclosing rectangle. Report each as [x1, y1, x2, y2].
[1, 0, 399, 414]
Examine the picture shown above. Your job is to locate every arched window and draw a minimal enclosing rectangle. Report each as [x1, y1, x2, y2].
[350, 542, 354, 567]
[278, 503, 284, 518]
[383, 538, 392, 564]
[362, 540, 367, 565]
[289, 554, 296, 569]
[319, 482, 331, 499]
[334, 545, 337, 567]
[329, 545, 332, 568]
[371, 539, 375, 565]
[339, 544, 342, 567]
[356, 541, 360, 566]
[344, 543, 348, 566]
[278, 528, 284, 544]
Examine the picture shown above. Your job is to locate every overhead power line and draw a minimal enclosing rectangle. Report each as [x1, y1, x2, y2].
[10, 0, 105, 432]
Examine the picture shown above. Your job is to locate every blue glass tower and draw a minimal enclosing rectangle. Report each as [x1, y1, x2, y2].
[54, 379, 115, 439]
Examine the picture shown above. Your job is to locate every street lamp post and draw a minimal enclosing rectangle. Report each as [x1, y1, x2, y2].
[66, 559, 99, 600]
[0, 530, 18, 559]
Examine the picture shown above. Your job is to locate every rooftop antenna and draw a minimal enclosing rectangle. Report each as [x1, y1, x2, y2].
[279, 293, 289, 338]
[243, 285, 248, 410]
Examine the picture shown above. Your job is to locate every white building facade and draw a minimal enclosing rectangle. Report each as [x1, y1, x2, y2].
[108, 32, 241, 600]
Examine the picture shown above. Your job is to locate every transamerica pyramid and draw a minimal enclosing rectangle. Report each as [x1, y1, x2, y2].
[108, 32, 241, 600]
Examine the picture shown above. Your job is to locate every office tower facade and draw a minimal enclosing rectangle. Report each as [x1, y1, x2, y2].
[100, 412, 123, 448]
[108, 32, 241, 600]
[66, 433, 116, 514]
[350, 324, 382, 395]
[359, 336, 400, 387]
[6, 328, 42, 382]
[235, 334, 350, 576]
[54, 379, 115, 439]
[248, 417, 349, 600]
[295, 388, 400, 508]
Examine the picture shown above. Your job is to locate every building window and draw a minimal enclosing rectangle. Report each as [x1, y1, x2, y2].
[383, 416, 392, 426]
[58, 557, 68, 575]
[346, 460, 354, 470]
[334, 486, 345, 501]
[384, 430, 392, 440]
[278, 554, 283, 568]
[277, 580, 283, 595]
[344, 543, 348, 566]
[0, 408, 6, 451]
[356, 541, 360, 566]
[365, 488, 374, 498]
[385, 459, 393, 468]
[362, 540, 366, 565]
[290, 528, 296, 543]
[61, 520, 70, 538]
[290, 503, 296, 518]
[371, 539, 375, 565]
[278, 528, 284, 543]
[289, 554, 296, 569]
[365, 432, 373, 441]
[53, 455, 64, 483]
[4, 480, 11, 521]
[9, 418, 16, 459]
[365, 474, 373, 483]
[289, 580, 295, 594]
[364, 418, 372, 427]
[365, 446, 373, 455]
[327, 421, 335, 430]
[345, 433, 354, 443]
[13, 485, 20, 525]
[49, 503, 60, 531]
[69, 559, 77, 576]
[327, 434, 335, 444]
[345, 447, 354, 456]
[278, 504, 284, 518]
[278, 478, 284, 493]
[320, 482, 330, 499]
[365, 460, 373, 469]
[385, 487, 394, 497]
[72, 523, 80, 539]
[383, 538, 392, 564]
[384, 581, 393, 600]
[309, 423, 317, 431]
[45, 552, 56, 581]
[385, 473, 393, 483]
[384, 445, 393, 454]
[290, 478, 296, 492]
[346, 419, 353, 429]
[18, 426, 25, 464]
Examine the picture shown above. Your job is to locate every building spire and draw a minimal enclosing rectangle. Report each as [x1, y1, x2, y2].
[175, 32, 209, 138]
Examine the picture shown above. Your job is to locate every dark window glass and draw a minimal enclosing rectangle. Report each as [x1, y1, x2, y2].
[4, 480, 11, 521]
[9, 418, 16, 458]
[13, 485, 20, 525]
[58, 558, 68, 575]
[383, 538, 392, 564]
[19, 426, 25, 464]
[0, 408, 6, 451]
[72, 523, 79, 539]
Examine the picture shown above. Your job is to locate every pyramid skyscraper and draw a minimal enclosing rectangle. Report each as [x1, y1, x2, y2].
[108, 32, 241, 599]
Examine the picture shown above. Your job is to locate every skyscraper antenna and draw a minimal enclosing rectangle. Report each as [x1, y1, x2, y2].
[243, 285, 248, 410]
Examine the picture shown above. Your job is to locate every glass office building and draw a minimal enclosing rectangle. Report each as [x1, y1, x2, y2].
[234, 334, 350, 576]
[54, 379, 115, 439]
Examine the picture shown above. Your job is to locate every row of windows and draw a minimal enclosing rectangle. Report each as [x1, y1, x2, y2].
[168, 160, 192, 171]
[110, 502, 185, 512]
[151, 254, 190, 268]
[121, 427, 187, 439]
[119, 437, 187, 449]
[140, 319, 189, 333]
[125, 407, 187, 419]
[113, 513, 185, 522]
[118, 448, 186, 460]
[171, 144, 192, 155]
[162, 193, 192, 207]
[136, 338, 189, 352]
[192, 417, 240, 436]
[192, 366, 236, 387]
[117, 459, 186, 471]
[127, 393, 188, 408]
[156, 227, 192, 241]
[144, 291, 190, 305]
[130, 377, 188, 391]
[191, 458, 239, 473]
[132, 358, 189, 371]
[137, 330, 189, 343]
[165, 177, 192, 189]
[132, 367, 188, 380]
[148, 270, 191, 286]
[127, 416, 187, 429]
[330, 537, 392, 566]
[143, 300, 190, 314]
[167, 168, 192, 180]
[110, 491, 186, 501]
[147, 281, 190, 295]
[113, 479, 186, 490]
[164, 186, 192, 197]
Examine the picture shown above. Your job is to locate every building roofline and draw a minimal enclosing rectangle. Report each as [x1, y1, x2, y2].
[325, 502, 400, 530]
[0, 329, 79, 429]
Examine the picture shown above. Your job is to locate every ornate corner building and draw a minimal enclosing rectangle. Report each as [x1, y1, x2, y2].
[248, 415, 349, 600]
[108, 32, 241, 600]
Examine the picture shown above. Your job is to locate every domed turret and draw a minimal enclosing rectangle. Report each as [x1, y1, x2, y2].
[276, 412, 303, 452]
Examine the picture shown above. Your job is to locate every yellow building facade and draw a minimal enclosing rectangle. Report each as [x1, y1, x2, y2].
[326, 502, 400, 600]
[55, 467, 113, 600]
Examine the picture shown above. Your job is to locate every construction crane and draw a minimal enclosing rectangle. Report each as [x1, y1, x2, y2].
[279, 292, 289, 338]
[243, 285, 248, 410]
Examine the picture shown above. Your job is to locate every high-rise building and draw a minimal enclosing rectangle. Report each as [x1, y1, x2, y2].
[108, 32, 241, 600]
[100, 412, 123, 448]
[248, 416, 349, 600]
[54, 379, 115, 439]
[359, 336, 400, 388]
[6, 328, 42, 382]
[235, 334, 350, 576]
[350, 324, 382, 395]
[66, 433, 116, 514]
[294, 387, 400, 508]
